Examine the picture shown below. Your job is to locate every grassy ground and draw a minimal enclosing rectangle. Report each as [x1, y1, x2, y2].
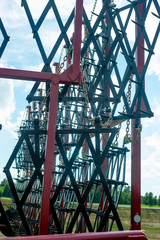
[0, 197, 12, 210]
[0, 199, 159, 239]
[117, 206, 160, 240]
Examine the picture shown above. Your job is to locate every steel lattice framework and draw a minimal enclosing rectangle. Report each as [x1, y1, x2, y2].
[0, 0, 160, 237]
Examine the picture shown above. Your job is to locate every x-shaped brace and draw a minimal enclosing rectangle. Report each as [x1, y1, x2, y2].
[0, 0, 83, 235]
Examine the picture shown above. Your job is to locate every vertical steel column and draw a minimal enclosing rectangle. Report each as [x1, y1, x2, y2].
[79, 139, 88, 232]
[101, 4, 110, 222]
[72, 0, 83, 74]
[39, 0, 83, 234]
[39, 83, 59, 235]
[102, 2, 110, 177]
[131, 2, 144, 230]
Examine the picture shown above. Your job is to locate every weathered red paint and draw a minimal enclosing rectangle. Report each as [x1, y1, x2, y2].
[131, 2, 144, 230]
[72, 0, 83, 74]
[0, 0, 83, 86]
[40, 0, 83, 234]
[0, 0, 83, 235]
[39, 83, 59, 235]
[0, 231, 148, 240]
[0, 0, 83, 236]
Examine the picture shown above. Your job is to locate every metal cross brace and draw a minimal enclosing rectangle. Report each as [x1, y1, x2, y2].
[18, 0, 158, 127]
[21, 0, 77, 102]
[0, 0, 83, 235]
[3, 120, 46, 235]
[49, 121, 124, 233]
[0, 18, 10, 58]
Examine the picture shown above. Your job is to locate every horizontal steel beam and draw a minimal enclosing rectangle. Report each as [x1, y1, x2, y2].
[0, 231, 148, 240]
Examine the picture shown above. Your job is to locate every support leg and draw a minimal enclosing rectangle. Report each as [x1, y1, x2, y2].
[131, 1, 144, 230]
[39, 83, 59, 235]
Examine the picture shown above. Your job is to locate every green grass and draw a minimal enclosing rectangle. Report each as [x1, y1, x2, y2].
[119, 203, 160, 208]
[117, 206, 160, 240]
[0, 197, 12, 201]
[0, 199, 159, 239]
[0, 197, 13, 210]
[141, 204, 160, 208]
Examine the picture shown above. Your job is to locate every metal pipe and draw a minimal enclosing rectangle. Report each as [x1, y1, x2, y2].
[39, 83, 59, 235]
[0, 230, 148, 240]
[131, 1, 144, 230]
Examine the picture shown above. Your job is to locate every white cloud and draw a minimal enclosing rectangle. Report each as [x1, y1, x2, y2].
[0, 60, 31, 138]
[0, 78, 15, 125]
[147, 42, 160, 80]
[143, 98, 160, 127]
[0, 60, 16, 127]
[0, 0, 26, 29]
[114, 0, 126, 8]
[0, 75, 26, 139]
[13, 63, 43, 93]
[5, 110, 24, 139]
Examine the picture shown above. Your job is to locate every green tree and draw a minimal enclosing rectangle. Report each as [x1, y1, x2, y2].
[0, 179, 8, 187]
[0, 178, 12, 198]
[141, 196, 144, 204]
[148, 192, 153, 206]
[0, 187, 3, 197]
[143, 192, 149, 205]
[158, 196, 160, 206]
[93, 185, 101, 203]
[119, 186, 131, 205]
[153, 196, 157, 206]
[3, 183, 12, 198]
[123, 186, 131, 193]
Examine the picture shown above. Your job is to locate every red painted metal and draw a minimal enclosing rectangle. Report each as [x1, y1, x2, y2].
[0, 65, 78, 85]
[0, 0, 83, 86]
[0, 231, 148, 240]
[27, 106, 31, 121]
[72, 0, 83, 74]
[39, 1, 83, 233]
[131, 2, 144, 230]
[39, 83, 59, 235]
[0, 0, 83, 235]
[131, 122, 141, 231]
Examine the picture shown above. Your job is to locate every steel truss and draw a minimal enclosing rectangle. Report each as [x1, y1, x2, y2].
[0, 0, 160, 236]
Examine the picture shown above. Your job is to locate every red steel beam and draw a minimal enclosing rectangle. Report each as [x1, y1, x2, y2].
[72, 0, 83, 74]
[131, 2, 144, 230]
[0, 0, 83, 235]
[0, 65, 79, 85]
[39, 83, 59, 235]
[0, 231, 148, 240]
[39, 0, 83, 234]
[0, 0, 83, 86]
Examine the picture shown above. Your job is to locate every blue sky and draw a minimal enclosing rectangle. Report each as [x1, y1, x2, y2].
[0, 0, 160, 197]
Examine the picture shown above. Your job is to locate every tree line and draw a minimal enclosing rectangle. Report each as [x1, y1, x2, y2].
[119, 186, 160, 206]
[0, 179, 160, 207]
[0, 179, 12, 198]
